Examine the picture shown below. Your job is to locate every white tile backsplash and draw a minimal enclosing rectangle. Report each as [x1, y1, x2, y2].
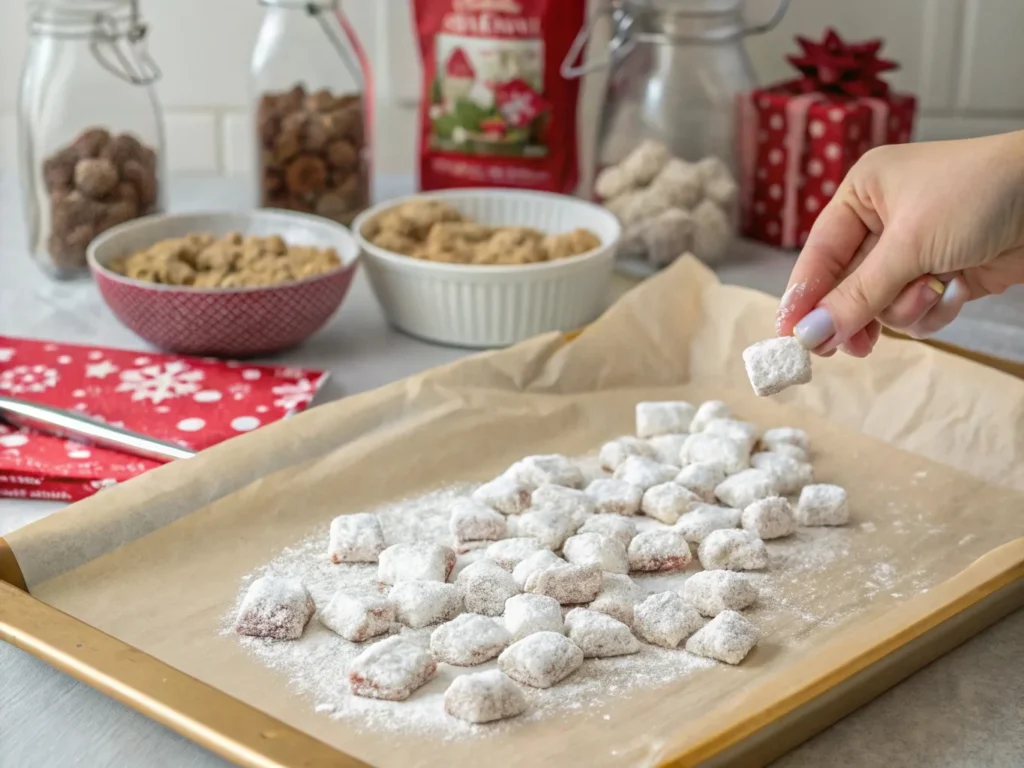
[220, 111, 255, 178]
[164, 113, 221, 174]
[0, 0, 1021, 176]
[956, 0, 1024, 111]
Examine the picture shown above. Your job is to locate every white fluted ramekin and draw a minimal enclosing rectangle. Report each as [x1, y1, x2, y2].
[352, 189, 622, 348]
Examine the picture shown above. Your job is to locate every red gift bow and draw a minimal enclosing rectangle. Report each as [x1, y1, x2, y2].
[785, 28, 898, 98]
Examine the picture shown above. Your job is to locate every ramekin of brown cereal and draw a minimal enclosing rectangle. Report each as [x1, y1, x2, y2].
[87, 210, 359, 357]
[353, 189, 621, 348]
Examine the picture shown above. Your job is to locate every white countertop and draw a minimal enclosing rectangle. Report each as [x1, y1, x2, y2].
[0, 175, 1021, 768]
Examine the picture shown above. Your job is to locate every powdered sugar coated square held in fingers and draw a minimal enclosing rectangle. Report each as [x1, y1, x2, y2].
[742, 337, 812, 397]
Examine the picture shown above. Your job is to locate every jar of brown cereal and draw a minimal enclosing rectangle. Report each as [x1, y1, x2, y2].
[18, 0, 166, 280]
[251, 0, 371, 226]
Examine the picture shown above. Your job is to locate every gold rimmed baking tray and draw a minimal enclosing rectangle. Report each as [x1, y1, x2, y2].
[2, 258, 1023, 768]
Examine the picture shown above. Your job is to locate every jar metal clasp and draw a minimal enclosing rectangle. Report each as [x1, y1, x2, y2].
[561, 0, 792, 79]
[89, 0, 161, 86]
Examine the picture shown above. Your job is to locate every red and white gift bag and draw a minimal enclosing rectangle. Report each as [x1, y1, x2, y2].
[737, 29, 918, 248]
[0, 336, 328, 502]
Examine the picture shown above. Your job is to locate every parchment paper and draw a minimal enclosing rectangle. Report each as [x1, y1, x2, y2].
[7, 257, 1024, 768]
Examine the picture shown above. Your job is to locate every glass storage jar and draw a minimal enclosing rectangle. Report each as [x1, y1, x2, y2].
[565, 0, 789, 177]
[251, 0, 371, 226]
[18, 0, 166, 280]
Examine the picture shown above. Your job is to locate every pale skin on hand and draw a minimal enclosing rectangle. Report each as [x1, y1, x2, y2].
[776, 131, 1024, 357]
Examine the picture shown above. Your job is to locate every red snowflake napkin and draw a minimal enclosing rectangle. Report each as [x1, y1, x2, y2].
[0, 336, 328, 502]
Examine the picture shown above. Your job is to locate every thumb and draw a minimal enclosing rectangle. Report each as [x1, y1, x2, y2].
[794, 229, 922, 353]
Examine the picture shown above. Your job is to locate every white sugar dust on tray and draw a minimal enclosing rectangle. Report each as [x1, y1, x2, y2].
[222, 399, 904, 739]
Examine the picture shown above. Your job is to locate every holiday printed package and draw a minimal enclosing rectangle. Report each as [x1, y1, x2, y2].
[414, 0, 586, 193]
[736, 29, 917, 248]
[0, 337, 327, 502]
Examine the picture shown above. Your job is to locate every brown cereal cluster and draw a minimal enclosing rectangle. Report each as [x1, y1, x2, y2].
[43, 127, 160, 270]
[110, 232, 341, 288]
[258, 85, 368, 225]
[361, 200, 601, 265]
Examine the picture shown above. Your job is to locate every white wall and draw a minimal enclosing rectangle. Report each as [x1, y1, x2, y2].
[1, 0, 1021, 176]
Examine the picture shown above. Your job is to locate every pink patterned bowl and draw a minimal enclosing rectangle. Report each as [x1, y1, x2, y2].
[87, 210, 360, 357]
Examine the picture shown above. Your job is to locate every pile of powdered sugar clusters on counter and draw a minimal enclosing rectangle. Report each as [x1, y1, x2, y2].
[226, 399, 854, 733]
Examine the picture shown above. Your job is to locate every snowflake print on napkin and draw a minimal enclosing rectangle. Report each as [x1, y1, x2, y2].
[0, 336, 329, 502]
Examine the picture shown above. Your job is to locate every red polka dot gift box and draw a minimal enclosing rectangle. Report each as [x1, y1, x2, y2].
[0, 336, 328, 502]
[736, 29, 917, 249]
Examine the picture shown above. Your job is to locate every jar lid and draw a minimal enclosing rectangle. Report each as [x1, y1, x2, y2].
[617, 0, 742, 15]
[258, 0, 339, 9]
[29, 0, 142, 38]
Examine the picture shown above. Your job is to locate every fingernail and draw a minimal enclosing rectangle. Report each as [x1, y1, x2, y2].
[940, 278, 967, 307]
[793, 307, 836, 349]
[926, 277, 945, 296]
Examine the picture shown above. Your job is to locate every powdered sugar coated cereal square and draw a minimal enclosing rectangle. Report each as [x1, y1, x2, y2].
[647, 434, 689, 467]
[484, 537, 546, 571]
[613, 455, 678, 491]
[585, 478, 642, 516]
[389, 581, 464, 628]
[682, 570, 757, 617]
[497, 630, 584, 688]
[444, 670, 527, 724]
[503, 593, 564, 640]
[514, 507, 576, 550]
[680, 433, 750, 474]
[430, 613, 511, 666]
[472, 474, 532, 515]
[510, 454, 585, 490]
[578, 514, 637, 548]
[675, 462, 727, 503]
[348, 636, 437, 701]
[327, 513, 386, 564]
[702, 419, 760, 453]
[378, 542, 456, 585]
[562, 532, 629, 574]
[641, 482, 701, 524]
[319, 592, 394, 642]
[714, 468, 777, 509]
[531, 485, 595, 526]
[632, 591, 704, 648]
[765, 442, 810, 463]
[636, 401, 697, 438]
[235, 576, 315, 640]
[698, 529, 768, 571]
[674, 504, 741, 544]
[685, 610, 758, 664]
[627, 529, 692, 572]
[589, 572, 643, 627]
[564, 607, 640, 658]
[742, 337, 812, 397]
[751, 452, 813, 495]
[599, 436, 657, 471]
[741, 496, 796, 540]
[512, 549, 567, 588]
[457, 559, 521, 616]
[796, 484, 849, 526]
[689, 400, 732, 433]
[449, 498, 507, 543]
[525, 562, 603, 604]
[760, 426, 811, 453]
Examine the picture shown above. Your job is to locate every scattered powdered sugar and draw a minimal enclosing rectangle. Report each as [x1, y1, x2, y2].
[225, 457, 943, 739]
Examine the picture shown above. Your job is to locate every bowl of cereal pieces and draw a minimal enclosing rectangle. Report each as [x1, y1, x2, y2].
[87, 210, 359, 357]
[353, 189, 621, 348]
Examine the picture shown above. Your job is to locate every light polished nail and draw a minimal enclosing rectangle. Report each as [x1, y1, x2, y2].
[940, 277, 968, 307]
[793, 307, 836, 350]
[926, 277, 946, 296]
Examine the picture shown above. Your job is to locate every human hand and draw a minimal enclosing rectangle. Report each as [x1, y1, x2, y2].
[776, 131, 1024, 357]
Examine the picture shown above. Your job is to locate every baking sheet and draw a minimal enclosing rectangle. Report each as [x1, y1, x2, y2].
[4, 257, 1024, 767]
